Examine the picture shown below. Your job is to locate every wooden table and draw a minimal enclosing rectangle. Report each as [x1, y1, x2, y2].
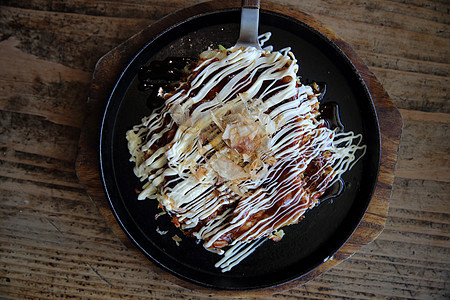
[1, 0, 448, 298]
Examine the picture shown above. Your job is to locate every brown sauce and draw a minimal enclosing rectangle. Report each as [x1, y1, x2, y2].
[138, 57, 194, 108]
[320, 178, 344, 203]
[318, 101, 344, 133]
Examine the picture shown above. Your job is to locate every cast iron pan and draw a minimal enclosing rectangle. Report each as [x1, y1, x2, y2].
[100, 8, 380, 290]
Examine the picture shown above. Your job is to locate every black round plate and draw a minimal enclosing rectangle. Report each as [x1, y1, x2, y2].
[100, 8, 380, 291]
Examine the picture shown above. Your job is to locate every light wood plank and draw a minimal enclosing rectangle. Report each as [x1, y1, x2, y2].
[0, 111, 80, 162]
[395, 110, 450, 182]
[0, 6, 152, 70]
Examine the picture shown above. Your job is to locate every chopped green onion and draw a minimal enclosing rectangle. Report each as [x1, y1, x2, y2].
[218, 44, 227, 51]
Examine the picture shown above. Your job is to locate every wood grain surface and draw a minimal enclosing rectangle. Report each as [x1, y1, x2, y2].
[1, 0, 449, 299]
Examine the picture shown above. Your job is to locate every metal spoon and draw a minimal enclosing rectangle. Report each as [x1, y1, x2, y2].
[235, 0, 262, 50]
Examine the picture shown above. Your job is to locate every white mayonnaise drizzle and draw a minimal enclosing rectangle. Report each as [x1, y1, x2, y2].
[127, 40, 366, 272]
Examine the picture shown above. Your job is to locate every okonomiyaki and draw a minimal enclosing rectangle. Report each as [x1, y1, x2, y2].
[126, 43, 365, 271]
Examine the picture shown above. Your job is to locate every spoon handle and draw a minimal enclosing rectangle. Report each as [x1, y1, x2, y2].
[235, 0, 261, 49]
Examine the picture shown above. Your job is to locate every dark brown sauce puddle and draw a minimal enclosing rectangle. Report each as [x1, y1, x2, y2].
[138, 57, 193, 108]
[138, 58, 345, 202]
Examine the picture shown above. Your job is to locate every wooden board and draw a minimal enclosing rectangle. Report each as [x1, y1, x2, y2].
[75, 1, 402, 296]
[4, 0, 449, 298]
